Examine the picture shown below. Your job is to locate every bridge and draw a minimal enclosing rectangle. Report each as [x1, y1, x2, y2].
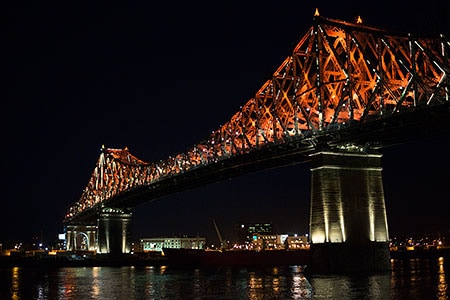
[63, 12, 450, 273]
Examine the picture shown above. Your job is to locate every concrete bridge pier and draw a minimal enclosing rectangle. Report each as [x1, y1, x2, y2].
[307, 150, 391, 274]
[97, 208, 132, 255]
[65, 224, 97, 252]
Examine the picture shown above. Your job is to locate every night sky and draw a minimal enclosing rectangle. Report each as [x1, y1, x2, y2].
[5, 1, 450, 247]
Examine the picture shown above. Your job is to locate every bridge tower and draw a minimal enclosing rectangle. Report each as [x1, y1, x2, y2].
[307, 148, 391, 273]
[65, 208, 133, 255]
[65, 224, 97, 252]
[96, 208, 133, 255]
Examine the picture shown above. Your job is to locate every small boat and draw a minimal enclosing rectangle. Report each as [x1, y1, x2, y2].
[162, 248, 311, 268]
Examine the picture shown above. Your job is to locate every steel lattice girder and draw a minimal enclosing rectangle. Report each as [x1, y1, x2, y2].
[64, 16, 450, 224]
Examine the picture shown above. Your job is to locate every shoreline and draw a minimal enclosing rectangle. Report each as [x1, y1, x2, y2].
[0, 253, 168, 268]
[2, 248, 450, 268]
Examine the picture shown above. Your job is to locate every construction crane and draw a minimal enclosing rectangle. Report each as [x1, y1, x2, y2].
[212, 219, 226, 250]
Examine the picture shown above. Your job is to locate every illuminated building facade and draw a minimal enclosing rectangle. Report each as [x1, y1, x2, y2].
[140, 236, 206, 252]
[235, 222, 274, 244]
[249, 233, 309, 250]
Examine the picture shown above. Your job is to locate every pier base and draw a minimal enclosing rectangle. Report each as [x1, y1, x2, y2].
[308, 242, 391, 274]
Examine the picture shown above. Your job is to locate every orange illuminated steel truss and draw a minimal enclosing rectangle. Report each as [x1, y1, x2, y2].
[65, 14, 449, 222]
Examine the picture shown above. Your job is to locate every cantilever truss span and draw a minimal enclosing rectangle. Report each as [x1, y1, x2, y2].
[64, 14, 450, 224]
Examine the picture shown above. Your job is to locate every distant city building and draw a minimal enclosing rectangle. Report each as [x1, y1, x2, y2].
[285, 234, 309, 249]
[245, 233, 309, 250]
[232, 221, 310, 250]
[235, 222, 274, 244]
[251, 233, 279, 250]
[139, 236, 206, 252]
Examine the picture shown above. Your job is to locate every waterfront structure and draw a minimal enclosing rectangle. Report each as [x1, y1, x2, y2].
[140, 236, 206, 252]
[62, 12, 450, 273]
[248, 233, 309, 250]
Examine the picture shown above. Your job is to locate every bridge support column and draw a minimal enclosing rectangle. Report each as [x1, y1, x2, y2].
[65, 224, 97, 252]
[308, 150, 391, 274]
[97, 209, 132, 255]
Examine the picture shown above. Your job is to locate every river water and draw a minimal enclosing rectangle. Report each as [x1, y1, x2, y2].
[1, 257, 448, 299]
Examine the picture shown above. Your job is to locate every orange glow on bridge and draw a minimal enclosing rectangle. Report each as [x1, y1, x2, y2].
[64, 14, 450, 223]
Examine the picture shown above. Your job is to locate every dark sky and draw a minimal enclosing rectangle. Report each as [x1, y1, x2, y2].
[5, 1, 450, 246]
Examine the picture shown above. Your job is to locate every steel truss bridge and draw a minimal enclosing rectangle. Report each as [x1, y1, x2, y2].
[63, 13, 449, 271]
[65, 13, 450, 224]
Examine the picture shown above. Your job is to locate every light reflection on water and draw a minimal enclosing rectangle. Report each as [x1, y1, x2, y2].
[0, 257, 448, 299]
